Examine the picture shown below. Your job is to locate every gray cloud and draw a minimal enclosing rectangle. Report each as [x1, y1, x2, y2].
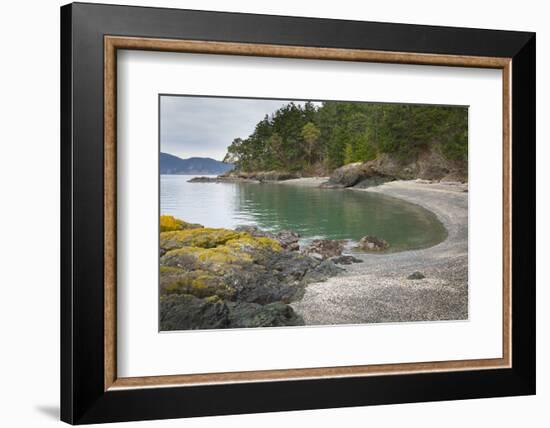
[160, 96, 319, 161]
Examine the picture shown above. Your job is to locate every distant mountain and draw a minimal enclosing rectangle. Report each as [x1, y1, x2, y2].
[160, 152, 234, 175]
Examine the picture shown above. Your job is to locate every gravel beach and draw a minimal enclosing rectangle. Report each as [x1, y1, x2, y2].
[290, 179, 468, 325]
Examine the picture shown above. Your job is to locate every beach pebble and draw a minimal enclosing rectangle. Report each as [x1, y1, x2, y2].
[407, 271, 426, 280]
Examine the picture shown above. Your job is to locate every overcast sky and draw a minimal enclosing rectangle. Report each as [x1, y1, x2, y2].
[160, 96, 319, 161]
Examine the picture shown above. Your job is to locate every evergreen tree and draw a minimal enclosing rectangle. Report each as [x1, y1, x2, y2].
[223, 101, 467, 173]
[301, 122, 321, 166]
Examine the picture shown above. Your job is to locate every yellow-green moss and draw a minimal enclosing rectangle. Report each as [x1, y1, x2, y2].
[162, 234, 280, 265]
[160, 265, 184, 274]
[161, 228, 281, 271]
[198, 246, 253, 265]
[161, 269, 230, 299]
[160, 215, 203, 232]
[205, 295, 223, 303]
[226, 235, 282, 252]
[159, 218, 281, 252]
[162, 245, 251, 273]
[159, 222, 284, 298]
[160, 227, 247, 251]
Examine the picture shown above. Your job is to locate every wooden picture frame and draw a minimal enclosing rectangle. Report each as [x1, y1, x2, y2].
[61, 2, 535, 424]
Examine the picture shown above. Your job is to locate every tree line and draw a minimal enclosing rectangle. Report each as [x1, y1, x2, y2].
[223, 101, 468, 174]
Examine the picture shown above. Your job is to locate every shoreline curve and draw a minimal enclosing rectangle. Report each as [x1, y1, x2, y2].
[289, 179, 468, 325]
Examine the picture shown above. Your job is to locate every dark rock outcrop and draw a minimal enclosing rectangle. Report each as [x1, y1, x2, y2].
[227, 301, 304, 328]
[220, 170, 299, 182]
[160, 295, 305, 331]
[302, 259, 343, 282]
[275, 230, 301, 251]
[187, 175, 258, 183]
[325, 162, 366, 187]
[188, 171, 300, 183]
[160, 294, 230, 330]
[187, 176, 222, 183]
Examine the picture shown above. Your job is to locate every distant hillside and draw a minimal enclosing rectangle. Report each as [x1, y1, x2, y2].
[160, 152, 234, 175]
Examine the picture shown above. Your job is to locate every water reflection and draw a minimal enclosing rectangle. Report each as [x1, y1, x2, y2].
[161, 175, 447, 252]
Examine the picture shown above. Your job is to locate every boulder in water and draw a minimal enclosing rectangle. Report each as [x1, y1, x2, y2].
[301, 239, 345, 260]
[357, 235, 390, 252]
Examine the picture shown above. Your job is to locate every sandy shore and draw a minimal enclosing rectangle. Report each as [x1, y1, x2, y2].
[289, 179, 469, 325]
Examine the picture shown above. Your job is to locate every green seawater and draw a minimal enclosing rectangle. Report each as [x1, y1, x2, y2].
[161, 175, 447, 252]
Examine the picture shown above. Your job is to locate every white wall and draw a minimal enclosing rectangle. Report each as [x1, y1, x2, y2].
[0, 0, 546, 426]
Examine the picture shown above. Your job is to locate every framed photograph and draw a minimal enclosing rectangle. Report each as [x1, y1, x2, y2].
[60, 2, 535, 424]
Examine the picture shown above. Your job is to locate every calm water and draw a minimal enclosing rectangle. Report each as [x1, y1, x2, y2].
[161, 175, 447, 252]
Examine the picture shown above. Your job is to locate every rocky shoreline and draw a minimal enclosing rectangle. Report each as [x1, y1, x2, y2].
[159, 216, 360, 331]
[188, 170, 301, 183]
[188, 147, 467, 188]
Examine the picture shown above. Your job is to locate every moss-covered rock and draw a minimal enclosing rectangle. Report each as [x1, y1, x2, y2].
[159, 217, 342, 330]
[160, 229, 283, 274]
[161, 246, 248, 273]
[161, 269, 229, 299]
[160, 215, 203, 232]
[160, 227, 261, 252]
